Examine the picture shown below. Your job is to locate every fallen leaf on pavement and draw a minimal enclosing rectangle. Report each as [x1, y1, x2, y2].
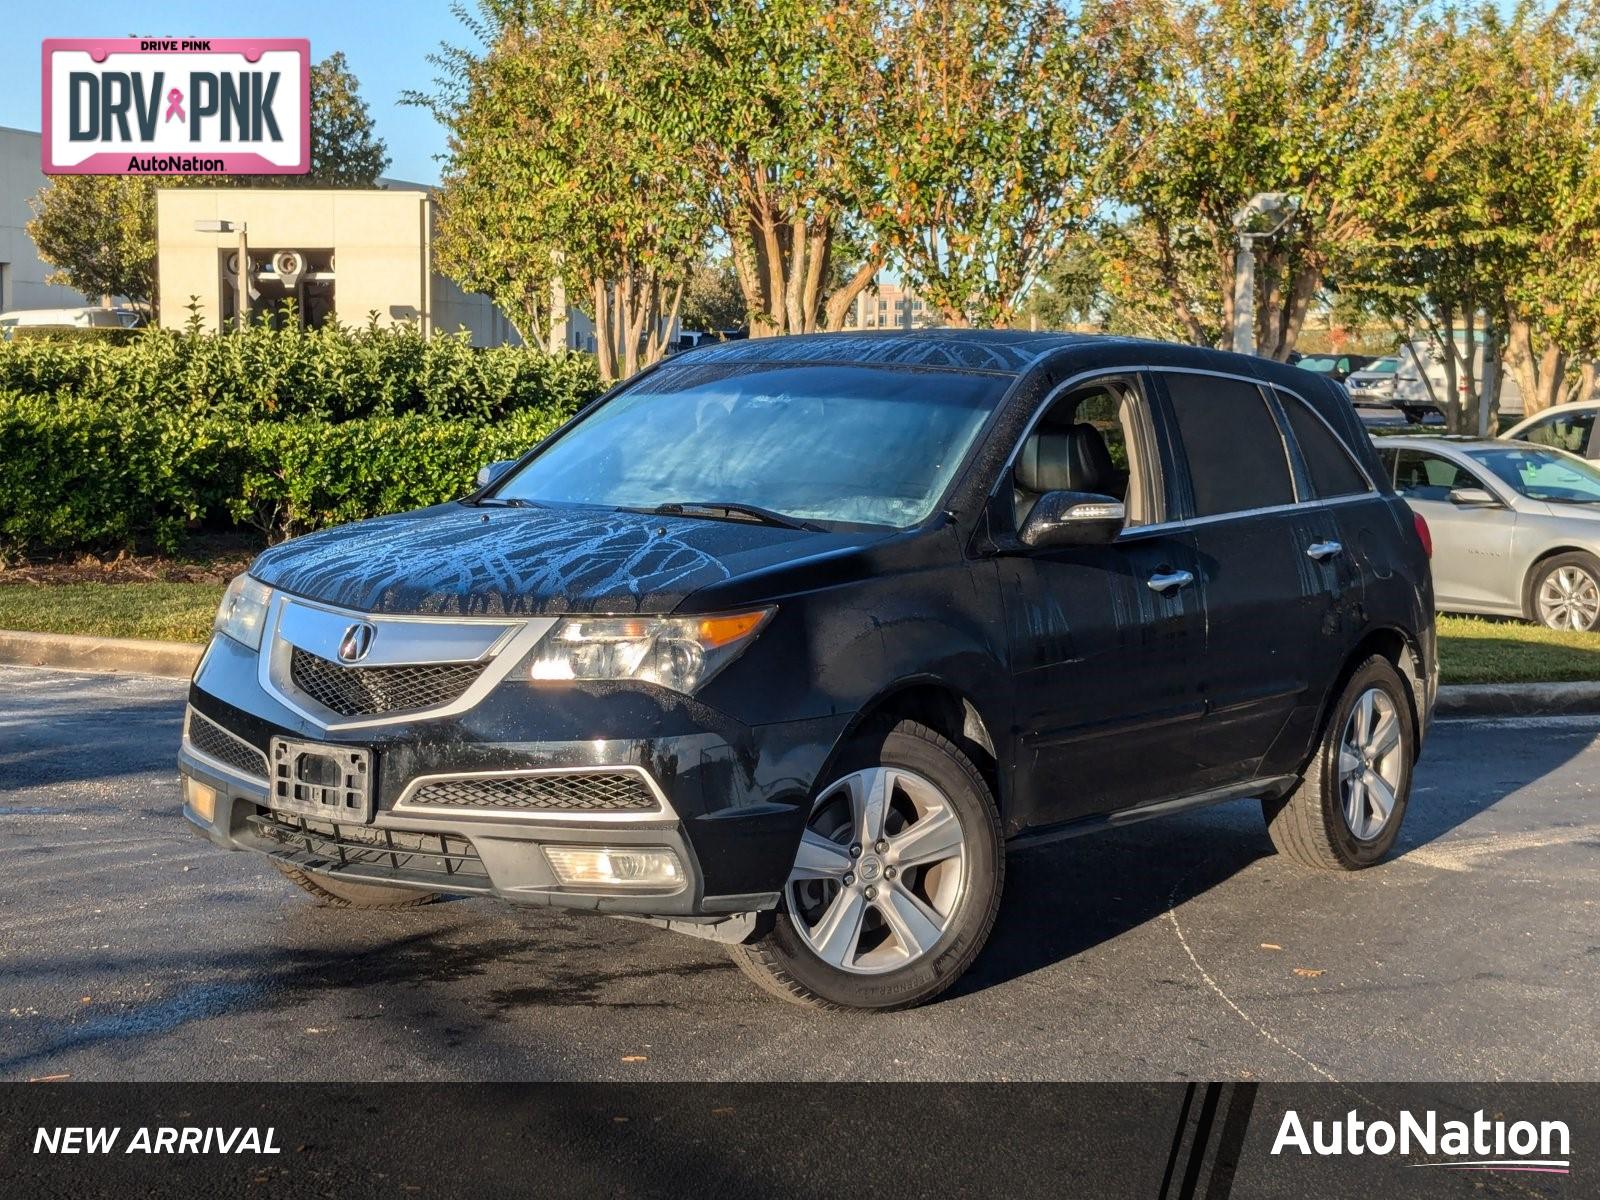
[1292, 967, 1325, 978]
[1260, 944, 1282, 951]
[621, 1055, 647, 1062]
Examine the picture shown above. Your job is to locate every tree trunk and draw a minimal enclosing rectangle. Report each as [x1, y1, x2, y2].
[1265, 268, 1318, 362]
[823, 258, 881, 331]
[1505, 313, 1568, 419]
[1572, 360, 1599, 407]
[593, 280, 615, 384]
[1436, 307, 1464, 433]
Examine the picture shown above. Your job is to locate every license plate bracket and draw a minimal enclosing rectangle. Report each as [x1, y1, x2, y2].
[269, 739, 373, 823]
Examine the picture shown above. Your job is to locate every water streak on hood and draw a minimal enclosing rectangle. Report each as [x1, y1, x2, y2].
[248, 503, 862, 616]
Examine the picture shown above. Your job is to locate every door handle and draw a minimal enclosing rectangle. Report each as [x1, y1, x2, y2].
[1147, 569, 1195, 594]
[1306, 540, 1344, 561]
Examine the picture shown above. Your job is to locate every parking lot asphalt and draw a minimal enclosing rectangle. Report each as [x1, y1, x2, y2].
[1, 664, 1596, 1083]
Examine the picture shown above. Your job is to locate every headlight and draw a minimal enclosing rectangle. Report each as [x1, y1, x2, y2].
[530, 608, 774, 693]
[214, 573, 273, 650]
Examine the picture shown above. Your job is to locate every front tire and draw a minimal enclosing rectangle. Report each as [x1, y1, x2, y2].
[273, 861, 440, 908]
[728, 719, 1003, 1011]
[1529, 552, 1600, 632]
[1263, 656, 1415, 870]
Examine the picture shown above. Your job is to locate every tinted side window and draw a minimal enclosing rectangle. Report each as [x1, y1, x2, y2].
[1163, 373, 1294, 517]
[1281, 395, 1370, 498]
[1392, 451, 1486, 501]
[1521, 410, 1594, 455]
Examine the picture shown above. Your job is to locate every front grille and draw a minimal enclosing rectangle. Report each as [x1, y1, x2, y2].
[407, 772, 660, 813]
[247, 811, 489, 885]
[289, 646, 485, 717]
[186, 708, 270, 779]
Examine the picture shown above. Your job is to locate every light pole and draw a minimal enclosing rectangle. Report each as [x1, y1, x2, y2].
[194, 219, 250, 331]
[1229, 192, 1299, 356]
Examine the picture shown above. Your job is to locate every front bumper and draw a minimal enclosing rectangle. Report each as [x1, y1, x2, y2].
[181, 631, 848, 921]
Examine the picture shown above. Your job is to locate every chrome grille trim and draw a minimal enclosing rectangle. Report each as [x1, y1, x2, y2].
[257, 595, 558, 733]
[183, 707, 270, 781]
[394, 766, 676, 824]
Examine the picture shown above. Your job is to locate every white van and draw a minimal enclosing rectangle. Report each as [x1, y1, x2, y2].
[1394, 333, 1523, 422]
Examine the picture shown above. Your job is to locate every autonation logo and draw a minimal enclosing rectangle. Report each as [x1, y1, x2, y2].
[1272, 1108, 1571, 1175]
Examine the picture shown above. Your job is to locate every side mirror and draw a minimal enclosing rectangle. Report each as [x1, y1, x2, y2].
[1447, 486, 1499, 508]
[1019, 490, 1126, 549]
[475, 460, 515, 489]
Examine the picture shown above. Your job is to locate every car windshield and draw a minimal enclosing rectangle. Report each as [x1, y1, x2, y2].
[1297, 357, 1338, 373]
[491, 362, 1009, 529]
[1467, 446, 1600, 505]
[1363, 358, 1398, 375]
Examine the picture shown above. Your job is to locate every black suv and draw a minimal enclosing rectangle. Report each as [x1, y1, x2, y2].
[181, 331, 1436, 1011]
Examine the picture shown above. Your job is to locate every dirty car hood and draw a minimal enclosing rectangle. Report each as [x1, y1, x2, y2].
[248, 503, 871, 616]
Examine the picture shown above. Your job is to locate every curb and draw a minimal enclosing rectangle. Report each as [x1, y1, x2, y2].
[1435, 680, 1600, 717]
[0, 630, 203, 680]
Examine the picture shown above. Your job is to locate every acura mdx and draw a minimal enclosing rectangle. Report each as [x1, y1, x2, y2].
[180, 331, 1436, 1010]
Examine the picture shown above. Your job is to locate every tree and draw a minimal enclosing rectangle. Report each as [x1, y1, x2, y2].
[177, 52, 391, 188]
[1490, 5, 1600, 415]
[632, 1, 884, 336]
[24, 175, 157, 307]
[1020, 232, 1109, 330]
[27, 54, 390, 317]
[681, 257, 747, 333]
[422, 1, 708, 380]
[842, 0, 1133, 327]
[306, 52, 392, 186]
[1103, 0, 1403, 359]
[1343, 2, 1600, 430]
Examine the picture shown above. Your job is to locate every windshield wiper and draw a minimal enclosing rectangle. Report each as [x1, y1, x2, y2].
[642, 501, 822, 531]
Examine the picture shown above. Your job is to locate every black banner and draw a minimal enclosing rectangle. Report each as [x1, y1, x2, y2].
[1, 1083, 1593, 1198]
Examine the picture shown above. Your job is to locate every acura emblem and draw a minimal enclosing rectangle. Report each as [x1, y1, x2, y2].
[337, 622, 376, 663]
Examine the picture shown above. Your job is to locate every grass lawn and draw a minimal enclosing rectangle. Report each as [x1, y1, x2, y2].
[1436, 614, 1600, 686]
[0, 584, 1597, 686]
[0, 582, 224, 644]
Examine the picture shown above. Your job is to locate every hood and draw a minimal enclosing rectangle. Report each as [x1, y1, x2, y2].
[248, 503, 874, 616]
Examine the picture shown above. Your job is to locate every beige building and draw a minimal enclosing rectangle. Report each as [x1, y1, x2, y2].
[842, 279, 936, 331]
[156, 187, 521, 345]
[1, 126, 95, 313]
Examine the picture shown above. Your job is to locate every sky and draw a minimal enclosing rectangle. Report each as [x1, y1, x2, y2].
[0, 0, 470, 184]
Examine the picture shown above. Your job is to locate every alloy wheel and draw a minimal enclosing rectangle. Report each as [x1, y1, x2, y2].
[1337, 688, 1405, 841]
[784, 766, 967, 974]
[1537, 566, 1600, 631]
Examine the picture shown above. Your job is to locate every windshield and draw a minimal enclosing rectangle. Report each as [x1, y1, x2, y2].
[1467, 446, 1600, 505]
[1297, 357, 1338, 373]
[1363, 358, 1398, 375]
[491, 362, 1009, 528]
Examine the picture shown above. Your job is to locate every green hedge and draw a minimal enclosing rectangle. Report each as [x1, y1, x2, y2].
[0, 393, 578, 554]
[0, 321, 602, 422]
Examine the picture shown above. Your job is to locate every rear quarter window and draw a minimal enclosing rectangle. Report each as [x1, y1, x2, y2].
[1280, 394, 1370, 498]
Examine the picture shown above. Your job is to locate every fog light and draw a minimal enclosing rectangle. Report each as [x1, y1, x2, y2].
[184, 777, 218, 823]
[542, 846, 684, 890]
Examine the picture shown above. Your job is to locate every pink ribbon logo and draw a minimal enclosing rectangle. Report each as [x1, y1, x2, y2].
[164, 88, 185, 123]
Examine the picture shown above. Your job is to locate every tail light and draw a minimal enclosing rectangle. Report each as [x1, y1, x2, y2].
[1413, 511, 1433, 558]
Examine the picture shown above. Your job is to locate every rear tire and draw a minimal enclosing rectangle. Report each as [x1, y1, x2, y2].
[728, 719, 1003, 1011]
[1263, 656, 1415, 870]
[1528, 552, 1600, 632]
[273, 860, 440, 908]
